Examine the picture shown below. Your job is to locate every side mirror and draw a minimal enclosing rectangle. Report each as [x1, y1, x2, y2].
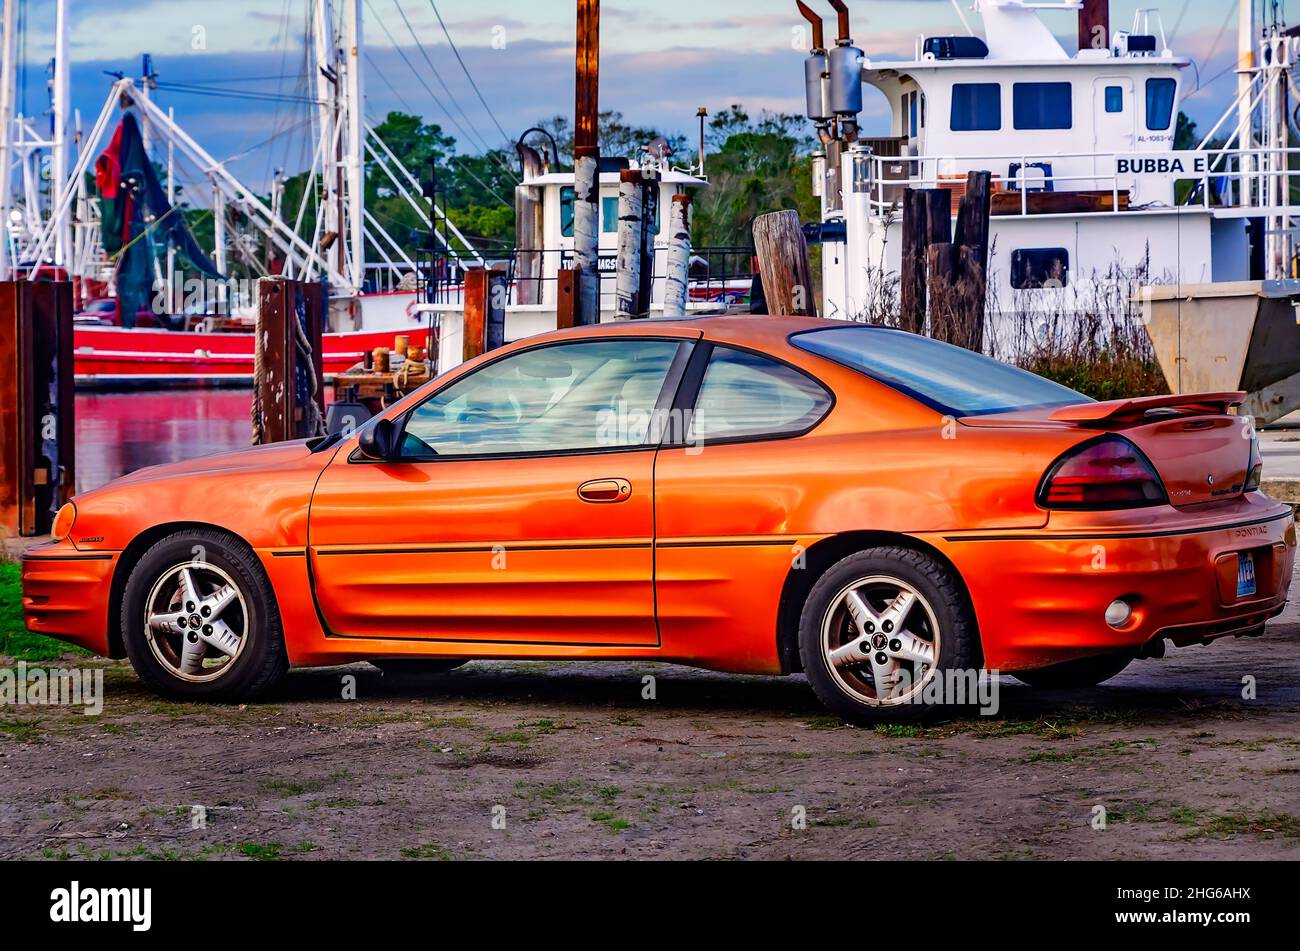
[357, 418, 400, 461]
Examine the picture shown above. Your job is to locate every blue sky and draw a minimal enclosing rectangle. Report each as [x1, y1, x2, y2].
[16, 0, 1241, 190]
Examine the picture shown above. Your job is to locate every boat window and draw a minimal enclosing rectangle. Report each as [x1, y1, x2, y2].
[1010, 248, 1070, 289]
[1013, 82, 1072, 130]
[790, 326, 1086, 417]
[687, 347, 832, 443]
[908, 92, 919, 137]
[399, 339, 684, 458]
[1104, 85, 1124, 113]
[561, 186, 575, 238]
[1145, 78, 1177, 131]
[602, 196, 618, 233]
[950, 83, 1001, 131]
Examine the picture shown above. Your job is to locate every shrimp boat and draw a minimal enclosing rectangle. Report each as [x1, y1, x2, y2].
[795, 0, 1300, 417]
[0, 0, 746, 387]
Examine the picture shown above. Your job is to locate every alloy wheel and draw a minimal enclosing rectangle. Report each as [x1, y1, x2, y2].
[820, 575, 940, 705]
[143, 562, 249, 682]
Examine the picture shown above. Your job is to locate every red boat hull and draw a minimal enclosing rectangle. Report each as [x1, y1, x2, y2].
[74, 325, 433, 385]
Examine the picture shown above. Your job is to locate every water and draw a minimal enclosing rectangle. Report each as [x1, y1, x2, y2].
[75, 389, 256, 494]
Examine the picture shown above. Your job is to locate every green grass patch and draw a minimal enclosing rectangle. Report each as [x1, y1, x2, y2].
[0, 562, 86, 661]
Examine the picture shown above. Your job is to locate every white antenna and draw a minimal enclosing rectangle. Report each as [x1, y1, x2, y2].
[0, 0, 17, 277]
[52, 0, 70, 269]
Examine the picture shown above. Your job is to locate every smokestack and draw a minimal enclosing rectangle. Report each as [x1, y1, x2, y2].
[1079, 0, 1110, 53]
[828, 0, 850, 45]
[824, 0, 862, 141]
[797, 2, 831, 143]
[796, 0, 824, 52]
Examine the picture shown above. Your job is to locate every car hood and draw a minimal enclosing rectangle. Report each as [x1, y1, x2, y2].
[88, 439, 325, 494]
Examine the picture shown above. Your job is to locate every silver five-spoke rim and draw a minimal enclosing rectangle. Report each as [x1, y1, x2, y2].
[144, 562, 249, 683]
[821, 575, 940, 706]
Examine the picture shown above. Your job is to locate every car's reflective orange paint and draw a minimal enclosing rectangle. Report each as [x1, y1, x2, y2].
[21, 316, 1297, 678]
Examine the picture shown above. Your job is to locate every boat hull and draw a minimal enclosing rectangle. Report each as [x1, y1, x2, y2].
[74, 324, 433, 387]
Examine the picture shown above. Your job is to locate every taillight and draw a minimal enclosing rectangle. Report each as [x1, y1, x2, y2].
[1244, 432, 1263, 492]
[1038, 435, 1166, 510]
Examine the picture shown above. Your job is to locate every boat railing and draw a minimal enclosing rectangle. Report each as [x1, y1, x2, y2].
[851, 145, 1300, 219]
[417, 245, 755, 310]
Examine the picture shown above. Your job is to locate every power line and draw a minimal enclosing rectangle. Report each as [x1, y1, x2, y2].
[427, 0, 511, 144]
[383, 0, 517, 179]
[364, 0, 491, 154]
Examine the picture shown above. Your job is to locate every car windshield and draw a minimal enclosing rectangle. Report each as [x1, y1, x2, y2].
[791, 325, 1088, 416]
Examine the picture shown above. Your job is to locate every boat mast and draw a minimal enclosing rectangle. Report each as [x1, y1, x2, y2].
[343, 0, 364, 295]
[0, 0, 17, 278]
[312, 0, 339, 285]
[52, 0, 70, 270]
[1238, 0, 1256, 209]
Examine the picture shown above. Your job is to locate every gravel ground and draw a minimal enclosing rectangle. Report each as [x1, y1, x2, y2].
[2, 563, 1297, 861]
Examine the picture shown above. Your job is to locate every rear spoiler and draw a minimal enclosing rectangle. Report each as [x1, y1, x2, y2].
[1049, 392, 1246, 424]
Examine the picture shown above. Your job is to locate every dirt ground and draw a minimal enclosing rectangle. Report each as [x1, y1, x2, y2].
[3, 564, 1298, 861]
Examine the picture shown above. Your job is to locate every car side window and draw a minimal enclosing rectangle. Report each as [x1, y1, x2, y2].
[688, 346, 831, 443]
[399, 339, 682, 458]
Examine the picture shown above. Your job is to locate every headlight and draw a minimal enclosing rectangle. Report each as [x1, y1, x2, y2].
[51, 502, 76, 542]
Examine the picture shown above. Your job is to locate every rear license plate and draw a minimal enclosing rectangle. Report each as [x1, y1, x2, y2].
[1236, 552, 1257, 598]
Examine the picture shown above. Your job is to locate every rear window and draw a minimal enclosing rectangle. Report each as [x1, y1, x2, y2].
[791, 326, 1088, 416]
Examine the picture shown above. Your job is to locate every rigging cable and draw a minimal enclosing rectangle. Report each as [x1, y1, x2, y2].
[427, 0, 512, 144]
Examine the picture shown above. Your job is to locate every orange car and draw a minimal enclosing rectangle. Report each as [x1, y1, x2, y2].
[22, 317, 1297, 723]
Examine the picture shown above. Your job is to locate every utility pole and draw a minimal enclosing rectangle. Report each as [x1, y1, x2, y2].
[52, 0, 70, 270]
[573, 0, 601, 325]
[0, 0, 18, 279]
[139, 54, 156, 153]
[343, 0, 365, 295]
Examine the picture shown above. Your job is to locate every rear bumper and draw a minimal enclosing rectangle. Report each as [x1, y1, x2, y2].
[20, 542, 119, 657]
[930, 501, 1297, 671]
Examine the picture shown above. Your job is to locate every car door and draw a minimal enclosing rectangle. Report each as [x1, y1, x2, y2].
[308, 334, 696, 645]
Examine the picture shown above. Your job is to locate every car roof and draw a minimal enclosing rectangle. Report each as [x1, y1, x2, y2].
[523, 314, 849, 348]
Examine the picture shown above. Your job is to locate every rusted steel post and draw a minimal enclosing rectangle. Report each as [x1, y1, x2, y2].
[485, 269, 508, 351]
[0, 281, 74, 538]
[614, 169, 644, 319]
[663, 194, 692, 317]
[556, 267, 577, 329]
[752, 209, 817, 317]
[463, 266, 488, 363]
[573, 0, 601, 325]
[1079, 0, 1110, 52]
[637, 162, 659, 313]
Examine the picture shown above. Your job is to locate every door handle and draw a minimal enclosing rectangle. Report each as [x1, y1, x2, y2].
[577, 478, 632, 503]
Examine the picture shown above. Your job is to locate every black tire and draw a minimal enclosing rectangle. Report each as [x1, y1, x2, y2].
[1015, 653, 1133, 689]
[798, 546, 982, 725]
[120, 529, 288, 701]
[372, 659, 468, 678]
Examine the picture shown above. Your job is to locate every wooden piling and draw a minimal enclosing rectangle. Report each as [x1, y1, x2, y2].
[253, 277, 325, 445]
[573, 0, 601, 325]
[752, 210, 817, 317]
[900, 188, 952, 334]
[0, 281, 74, 538]
[663, 194, 692, 317]
[614, 169, 644, 319]
[556, 267, 577, 329]
[463, 267, 488, 363]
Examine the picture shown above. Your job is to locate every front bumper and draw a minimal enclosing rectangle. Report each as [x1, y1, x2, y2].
[21, 541, 120, 657]
[931, 500, 1296, 671]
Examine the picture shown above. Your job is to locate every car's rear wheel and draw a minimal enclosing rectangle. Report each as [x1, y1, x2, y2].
[798, 546, 982, 725]
[121, 530, 287, 700]
[1015, 653, 1133, 689]
[372, 659, 468, 678]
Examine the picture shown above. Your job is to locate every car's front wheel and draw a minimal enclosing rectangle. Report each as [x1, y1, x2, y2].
[798, 546, 982, 725]
[121, 529, 288, 700]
